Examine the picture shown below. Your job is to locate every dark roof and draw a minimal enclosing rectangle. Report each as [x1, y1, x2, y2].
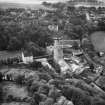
[60, 40, 80, 45]
[23, 51, 33, 57]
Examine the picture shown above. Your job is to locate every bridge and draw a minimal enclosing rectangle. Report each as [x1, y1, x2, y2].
[33, 55, 52, 60]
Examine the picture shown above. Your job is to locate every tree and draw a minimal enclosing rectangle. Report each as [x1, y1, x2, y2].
[16, 75, 25, 84]
[52, 2, 65, 9]
[0, 85, 3, 103]
[65, 31, 79, 39]
[62, 85, 91, 105]
[26, 41, 46, 56]
[98, 18, 105, 31]
[31, 93, 42, 105]
[7, 37, 22, 51]
[43, 97, 54, 105]
[42, 2, 51, 7]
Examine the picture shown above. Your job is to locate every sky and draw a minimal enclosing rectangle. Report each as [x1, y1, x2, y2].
[0, 0, 104, 4]
[0, 0, 68, 4]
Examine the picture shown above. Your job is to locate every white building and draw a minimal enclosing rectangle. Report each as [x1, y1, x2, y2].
[22, 52, 33, 64]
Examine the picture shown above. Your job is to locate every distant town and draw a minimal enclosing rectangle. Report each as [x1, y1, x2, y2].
[0, 0, 105, 105]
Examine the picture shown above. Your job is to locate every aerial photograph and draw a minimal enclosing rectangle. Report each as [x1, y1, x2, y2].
[0, 0, 105, 105]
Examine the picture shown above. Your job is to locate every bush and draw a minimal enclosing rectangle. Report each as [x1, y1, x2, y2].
[39, 102, 44, 105]
[38, 84, 49, 95]
[23, 97, 31, 102]
[43, 97, 54, 105]
[29, 81, 40, 93]
[39, 93, 47, 102]
[92, 97, 105, 105]
[7, 95, 13, 102]
[48, 79, 64, 88]
[15, 97, 21, 102]
[75, 81, 97, 96]
[32, 92, 42, 105]
[30, 61, 42, 68]
[16, 75, 25, 84]
[38, 73, 52, 81]
[48, 86, 61, 101]
[0, 86, 3, 103]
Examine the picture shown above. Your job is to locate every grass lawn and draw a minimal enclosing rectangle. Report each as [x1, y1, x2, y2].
[0, 51, 22, 60]
[2, 102, 30, 105]
[2, 82, 29, 100]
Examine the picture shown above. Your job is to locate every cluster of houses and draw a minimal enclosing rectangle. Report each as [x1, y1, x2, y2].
[67, 0, 105, 8]
[0, 72, 15, 82]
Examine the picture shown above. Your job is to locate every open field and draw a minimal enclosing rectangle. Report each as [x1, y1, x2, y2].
[1, 81, 29, 100]
[0, 51, 21, 60]
[2, 102, 30, 105]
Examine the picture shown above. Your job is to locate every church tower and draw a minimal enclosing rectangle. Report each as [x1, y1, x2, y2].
[53, 38, 63, 62]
